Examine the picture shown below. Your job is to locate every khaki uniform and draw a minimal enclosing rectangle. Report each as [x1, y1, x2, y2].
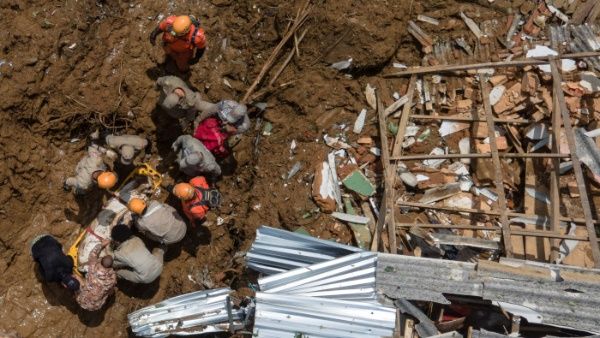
[172, 135, 221, 177]
[105, 135, 148, 165]
[65, 145, 107, 194]
[134, 201, 187, 245]
[156, 76, 201, 120]
[113, 236, 163, 284]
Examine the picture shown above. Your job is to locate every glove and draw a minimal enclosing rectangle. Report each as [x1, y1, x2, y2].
[149, 27, 160, 46]
[188, 48, 205, 65]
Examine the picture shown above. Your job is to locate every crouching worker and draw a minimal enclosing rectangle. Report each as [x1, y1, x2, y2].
[127, 197, 187, 245]
[172, 135, 221, 178]
[193, 100, 249, 158]
[111, 224, 163, 284]
[173, 176, 220, 225]
[75, 241, 117, 311]
[64, 145, 118, 194]
[105, 134, 148, 166]
[31, 234, 80, 292]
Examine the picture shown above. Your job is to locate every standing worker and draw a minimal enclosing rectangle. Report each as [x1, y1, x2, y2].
[172, 177, 220, 225]
[31, 234, 80, 292]
[149, 15, 207, 72]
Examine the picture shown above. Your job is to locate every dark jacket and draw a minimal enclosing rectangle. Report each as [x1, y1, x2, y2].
[32, 235, 74, 283]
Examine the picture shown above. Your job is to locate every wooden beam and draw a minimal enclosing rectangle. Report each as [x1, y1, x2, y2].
[397, 200, 600, 225]
[549, 65, 563, 262]
[384, 51, 600, 77]
[377, 92, 397, 253]
[550, 59, 600, 268]
[392, 75, 417, 158]
[392, 153, 570, 161]
[396, 224, 590, 241]
[411, 114, 531, 124]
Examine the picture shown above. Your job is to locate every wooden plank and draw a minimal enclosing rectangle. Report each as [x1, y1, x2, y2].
[397, 200, 600, 225]
[549, 69, 563, 262]
[411, 114, 531, 124]
[392, 75, 417, 158]
[377, 93, 397, 254]
[479, 78, 512, 256]
[384, 51, 600, 77]
[550, 59, 600, 268]
[522, 154, 551, 261]
[392, 153, 570, 161]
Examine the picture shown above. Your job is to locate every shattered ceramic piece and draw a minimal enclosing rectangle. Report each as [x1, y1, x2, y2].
[312, 162, 336, 213]
[353, 109, 367, 134]
[423, 147, 446, 169]
[439, 121, 470, 137]
[489, 85, 506, 106]
[525, 123, 548, 140]
[526, 45, 575, 73]
[342, 170, 376, 197]
[365, 84, 376, 110]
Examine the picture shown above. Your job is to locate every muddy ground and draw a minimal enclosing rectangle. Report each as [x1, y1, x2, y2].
[0, 0, 545, 336]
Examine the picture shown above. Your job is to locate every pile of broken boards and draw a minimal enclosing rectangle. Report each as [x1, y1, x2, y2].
[387, 8, 600, 267]
[128, 226, 600, 337]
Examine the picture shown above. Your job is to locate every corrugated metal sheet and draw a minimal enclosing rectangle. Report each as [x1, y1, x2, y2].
[246, 226, 362, 275]
[128, 288, 246, 337]
[377, 253, 600, 333]
[376, 253, 482, 304]
[258, 252, 377, 301]
[252, 292, 396, 338]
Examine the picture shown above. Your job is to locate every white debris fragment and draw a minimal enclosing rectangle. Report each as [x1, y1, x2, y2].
[417, 14, 439, 26]
[331, 212, 369, 224]
[526, 45, 575, 73]
[459, 137, 471, 164]
[525, 123, 548, 140]
[460, 12, 484, 39]
[365, 84, 376, 110]
[585, 128, 600, 138]
[223, 78, 232, 88]
[580, 72, 600, 93]
[423, 147, 446, 169]
[525, 187, 551, 205]
[547, 4, 569, 23]
[489, 85, 506, 106]
[323, 135, 351, 149]
[330, 58, 353, 70]
[405, 125, 420, 137]
[353, 109, 367, 134]
[439, 121, 470, 137]
[393, 63, 407, 69]
[403, 137, 416, 149]
[385, 95, 410, 116]
[370, 147, 381, 156]
[448, 162, 470, 176]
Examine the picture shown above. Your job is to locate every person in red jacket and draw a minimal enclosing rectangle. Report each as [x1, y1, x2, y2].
[149, 15, 207, 72]
[172, 177, 220, 225]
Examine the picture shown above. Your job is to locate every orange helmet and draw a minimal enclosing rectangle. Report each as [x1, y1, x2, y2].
[173, 183, 195, 200]
[172, 16, 192, 36]
[128, 198, 147, 215]
[97, 171, 118, 189]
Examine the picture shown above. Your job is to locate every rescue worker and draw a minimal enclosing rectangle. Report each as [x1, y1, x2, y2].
[127, 198, 187, 245]
[111, 224, 164, 284]
[156, 76, 213, 120]
[105, 134, 148, 166]
[31, 234, 80, 292]
[75, 241, 117, 311]
[149, 15, 206, 72]
[77, 200, 128, 273]
[172, 177, 220, 225]
[64, 145, 118, 194]
[172, 135, 221, 178]
[193, 100, 249, 158]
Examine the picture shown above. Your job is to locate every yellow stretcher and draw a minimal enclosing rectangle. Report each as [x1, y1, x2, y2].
[67, 163, 162, 276]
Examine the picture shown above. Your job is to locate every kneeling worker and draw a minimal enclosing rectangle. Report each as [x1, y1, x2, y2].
[111, 224, 163, 284]
[127, 198, 187, 245]
[173, 177, 220, 225]
[65, 145, 118, 194]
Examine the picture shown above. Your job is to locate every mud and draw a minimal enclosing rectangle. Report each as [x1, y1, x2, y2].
[0, 0, 532, 336]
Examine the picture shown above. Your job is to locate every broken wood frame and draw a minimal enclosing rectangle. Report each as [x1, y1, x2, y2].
[387, 57, 600, 267]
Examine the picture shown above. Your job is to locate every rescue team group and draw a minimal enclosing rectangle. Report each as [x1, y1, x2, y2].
[30, 15, 250, 312]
